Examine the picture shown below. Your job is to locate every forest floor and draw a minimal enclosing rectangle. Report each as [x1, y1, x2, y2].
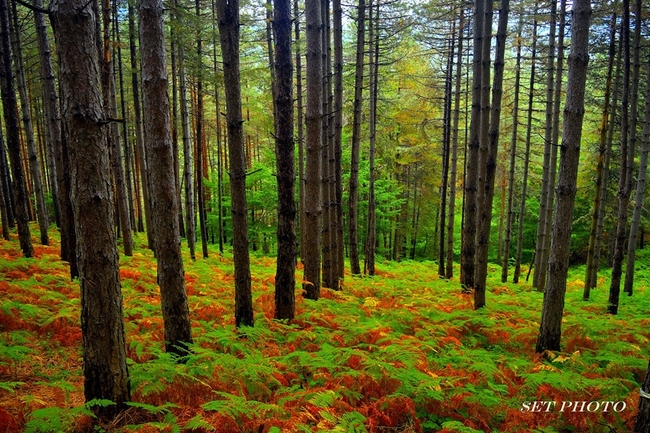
[0, 228, 648, 433]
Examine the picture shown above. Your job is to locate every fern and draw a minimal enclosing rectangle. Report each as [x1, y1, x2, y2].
[202, 391, 284, 421]
[440, 420, 484, 433]
[0, 381, 23, 392]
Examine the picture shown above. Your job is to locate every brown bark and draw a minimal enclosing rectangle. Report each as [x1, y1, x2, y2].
[52, 0, 130, 413]
[9, 1, 49, 246]
[584, 10, 617, 299]
[0, 0, 32, 258]
[139, 0, 193, 355]
[196, 0, 209, 259]
[536, 0, 591, 353]
[216, 0, 254, 327]
[459, 0, 484, 290]
[273, 0, 297, 320]
[474, 0, 508, 309]
[348, 0, 365, 276]
[303, 0, 323, 299]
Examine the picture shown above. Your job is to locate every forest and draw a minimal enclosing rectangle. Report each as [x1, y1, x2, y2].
[0, 0, 649, 431]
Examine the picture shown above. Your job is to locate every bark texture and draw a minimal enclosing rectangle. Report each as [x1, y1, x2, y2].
[536, 0, 591, 353]
[139, 0, 193, 354]
[303, 0, 322, 300]
[52, 0, 130, 413]
[273, 0, 296, 320]
[0, 0, 33, 258]
[216, 0, 254, 327]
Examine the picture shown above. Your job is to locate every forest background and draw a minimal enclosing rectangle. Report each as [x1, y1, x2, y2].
[1, 0, 650, 431]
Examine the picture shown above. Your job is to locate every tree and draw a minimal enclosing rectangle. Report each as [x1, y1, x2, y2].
[608, 0, 633, 315]
[348, 0, 365, 276]
[139, 0, 194, 355]
[584, 9, 617, 299]
[34, 0, 77, 276]
[216, 0, 254, 327]
[101, 0, 133, 257]
[0, 0, 33, 258]
[623, 0, 644, 296]
[273, 0, 297, 320]
[9, 0, 49, 246]
[474, 0, 509, 308]
[459, 0, 485, 290]
[51, 0, 130, 415]
[535, 0, 591, 353]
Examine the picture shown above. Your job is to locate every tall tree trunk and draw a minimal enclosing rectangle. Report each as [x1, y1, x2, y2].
[303, 0, 323, 299]
[177, 9, 196, 260]
[9, 1, 49, 246]
[129, 1, 154, 248]
[533, 0, 557, 290]
[102, 0, 133, 256]
[0, 0, 32, 258]
[584, 9, 617, 299]
[114, 3, 137, 233]
[169, 4, 183, 238]
[295, 0, 305, 263]
[445, 7, 464, 280]
[607, 0, 633, 315]
[513, 5, 538, 284]
[474, 0, 508, 309]
[321, 0, 333, 289]
[501, 16, 523, 283]
[535, 0, 591, 353]
[216, 0, 254, 327]
[212, 1, 224, 254]
[139, 0, 193, 355]
[51, 0, 130, 414]
[34, 0, 76, 273]
[364, 0, 379, 276]
[623, 0, 643, 296]
[439, 34, 454, 278]
[459, 0, 485, 290]
[32, 1, 61, 229]
[196, 0, 209, 259]
[348, 0, 365, 276]
[273, 0, 296, 320]
[333, 0, 344, 286]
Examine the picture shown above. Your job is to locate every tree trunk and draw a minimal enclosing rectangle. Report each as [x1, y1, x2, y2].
[212, 1, 224, 254]
[52, 0, 130, 414]
[0, 0, 32, 258]
[295, 0, 305, 263]
[177, 18, 196, 260]
[273, 0, 296, 320]
[513, 5, 538, 284]
[607, 0, 633, 315]
[129, 1, 154, 247]
[535, 0, 591, 353]
[348, 0, 365, 276]
[139, 0, 193, 355]
[459, 0, 485, 290]
[533, 0, 557, 291]
[216, 0, 254, 327]
[474, 0, 508, 309]
[321, 0, 333, 289]
[438, 35, 454, 278]
[445, 7, 464, 280]
[303, 0, 323, 299]
[9, 1, 49, 246]
[101, 0, 133, 256]
[584, 10, 617, 299]
[364, 0, 379, 277]
[196, 0, 209, 259]
[0, 132, 14, 229]
[623, 0, 643, 297]
[501, 16, 522, 283]
[333, 0, 344, 286]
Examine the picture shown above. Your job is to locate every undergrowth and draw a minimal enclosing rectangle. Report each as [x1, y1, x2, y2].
[0, 228, 647, 432]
